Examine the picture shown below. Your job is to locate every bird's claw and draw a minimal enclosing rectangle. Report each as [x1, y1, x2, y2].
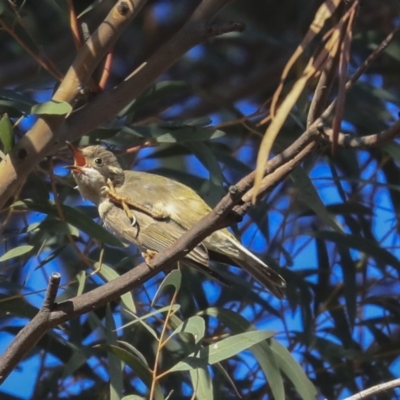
[142, 250, 157, 267]
[103, 179, 138, 226]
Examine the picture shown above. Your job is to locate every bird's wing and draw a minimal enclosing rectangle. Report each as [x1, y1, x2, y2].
[140, 221, 210, 266]
[116, 171, 212, 229]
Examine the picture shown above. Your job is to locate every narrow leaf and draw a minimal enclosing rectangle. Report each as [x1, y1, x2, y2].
[103, 344, 164, 400]
[12, 199, 123, 247]
[291, 167, 343, 233]
[168, 330, 275, 373]
[270, 340, 317, 400]
[169, 316, 205, 344]
[0, 245, 33, 262]
[94, 262, 136, 314]
[106, 306, 124, 400]
[31, 100, 72, 115]
[0, 113, 14, 153]
[190, 367, 213, 400]
[152, 269, 181, 305]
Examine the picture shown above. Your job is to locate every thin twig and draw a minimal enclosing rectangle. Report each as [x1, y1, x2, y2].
[342, 378, 400, 400]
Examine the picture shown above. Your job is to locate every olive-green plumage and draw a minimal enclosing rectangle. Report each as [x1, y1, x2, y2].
[68, 145, 286, 298]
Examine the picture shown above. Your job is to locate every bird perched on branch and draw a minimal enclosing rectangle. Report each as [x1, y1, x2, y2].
[66, 143, 286, 298]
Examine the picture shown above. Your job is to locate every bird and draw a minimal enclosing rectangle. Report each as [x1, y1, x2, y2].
[66, 143, 286, 298]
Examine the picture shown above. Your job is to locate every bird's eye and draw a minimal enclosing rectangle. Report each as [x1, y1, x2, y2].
[94, 158, 103, 165]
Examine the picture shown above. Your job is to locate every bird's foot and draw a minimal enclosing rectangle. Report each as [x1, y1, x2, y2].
[103, 179, 167, 222]
[146, 203, 169, 219]
[121, 202, 137, 226]
[103, 179, 137, 226]
[142, 250, 157, 266]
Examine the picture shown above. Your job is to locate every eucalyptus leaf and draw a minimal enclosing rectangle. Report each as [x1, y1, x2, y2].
[31, 100, 72, 115]
[152, 269, 182, 305]
[167, 330, 275, 373]
[291, 167, 343, 233]
[102, 344, 164, 400]
[0, 113, 14, 153]
[12, 199, 123, 247]
[0, 245, 33, 262]
[169, 316, 205, 344]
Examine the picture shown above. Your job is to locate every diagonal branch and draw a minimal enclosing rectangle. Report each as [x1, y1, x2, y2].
[2, 116, 400, 383]
[0, 121, 315, 383]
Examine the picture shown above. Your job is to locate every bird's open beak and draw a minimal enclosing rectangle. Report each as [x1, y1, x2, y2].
[65, 141, 86, 173]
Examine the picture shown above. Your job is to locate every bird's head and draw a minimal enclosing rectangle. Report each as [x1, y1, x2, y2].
[66, 143, 124, 204]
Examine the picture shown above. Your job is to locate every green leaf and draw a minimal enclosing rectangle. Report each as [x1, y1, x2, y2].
[169, 316, 205, 344]
[62, 347, 93, 379]
[121, 305, 180, 340]
[200, 307, 285, 400]
[76, 271, 86, 296]
[94, 262, 136, 314]
[103, 344, 164, 400]
[337, 246, 356, 329]
[31, 100, 72, 115]
[0, 294, 39, 319]
[121, 124, 225, 143]
[310, 230, 400, 273]
[291, 167, 343, 234]
[118, 81, 191, 118]
[118, 341, 149, 367]
[159, 117, 213, 127]
[0, 89, 36, 116]
[167, 330, 275, 373]
[190, 367, 213, 400]
[12, 199, 123, 247]
[0, 113, 14, 153]
[186, 141, 224, 186]
[152, 269, 182, 305]
[270, 340, 317, 400]
[106, 306, 124, 400]
[0, 245, 33, 262]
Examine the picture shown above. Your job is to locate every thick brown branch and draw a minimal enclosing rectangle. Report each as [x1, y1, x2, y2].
[0, 163, 245, 383]
[1, 110, 400, 384]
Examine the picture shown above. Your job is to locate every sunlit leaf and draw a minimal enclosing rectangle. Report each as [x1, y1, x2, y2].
[167, 330, 275, 373]
[169, 316, 205, 344]
[0, 245, 33, 262]
[190, 367, 213, 400]
[152, 269, 182, 305]
[31, 100, 72, 115]
[0, 113, 13, 153]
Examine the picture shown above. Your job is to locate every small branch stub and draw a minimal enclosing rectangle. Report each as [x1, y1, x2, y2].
[117, 1, 131, 16]
[42, 272, 61, 311]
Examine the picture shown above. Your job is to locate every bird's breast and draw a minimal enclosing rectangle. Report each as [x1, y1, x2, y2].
[98, 199, 140, 242]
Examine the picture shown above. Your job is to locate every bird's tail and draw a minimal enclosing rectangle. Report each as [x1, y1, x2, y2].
[229, 238, 286, 299]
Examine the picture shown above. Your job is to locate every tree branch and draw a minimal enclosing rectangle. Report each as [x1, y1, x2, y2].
[0, 273, 61, 382]
[0, 117, 317, 383]
[1, 109, 400, 384]
[342, 378, 400, 400]
[0, 0, 234, 210]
